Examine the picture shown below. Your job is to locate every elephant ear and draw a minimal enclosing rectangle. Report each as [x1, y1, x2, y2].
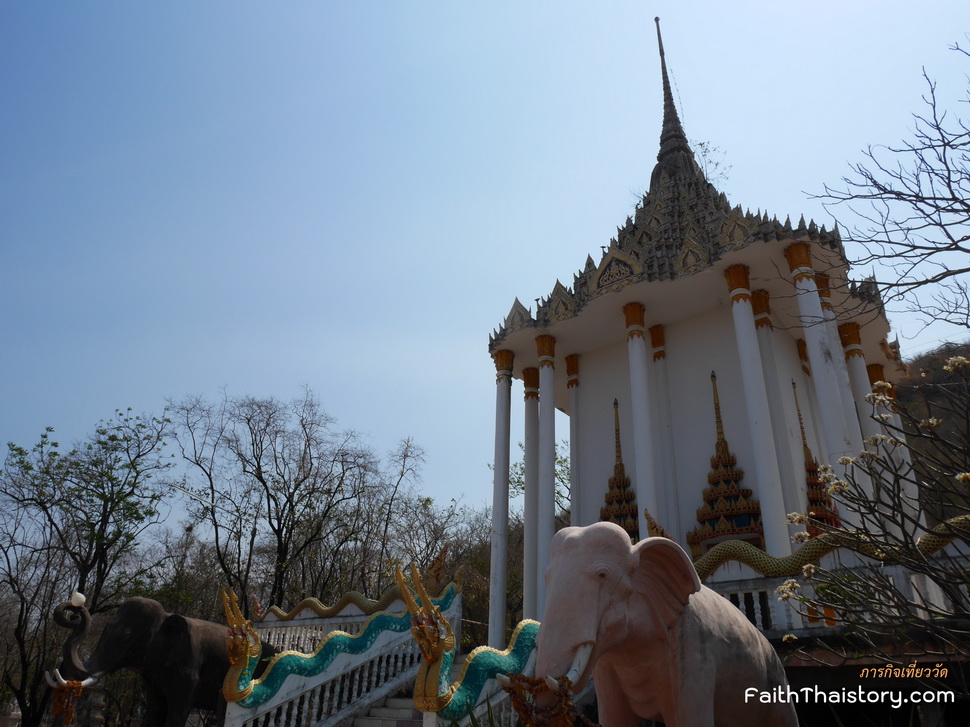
[630, 537, 702, 631]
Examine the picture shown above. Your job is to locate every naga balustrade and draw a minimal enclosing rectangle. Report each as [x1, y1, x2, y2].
[256, 594, 409, 654]
[222, 585, 462, 727]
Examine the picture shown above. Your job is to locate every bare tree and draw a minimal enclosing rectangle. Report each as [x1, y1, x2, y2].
[374, 439, 424, 596]
[171, 389, 394, 611]
[0, 508, 75, 726]
[168, 393, 262, 612]
[819, 42, 970, 328]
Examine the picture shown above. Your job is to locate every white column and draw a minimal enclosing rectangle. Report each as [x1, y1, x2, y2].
[834, 329, 901, 539]
[797, 338, 829, 464]
[838, 323, 882, 445]
[522, 367, 539, 621]
[816, 273, 865, 455]
[536, 335, 556, 617]
[488, 351, 513, 648]
[624, 303, 657, 541]
[784, 244, 856, 464]
[867, 363, 923, 535]
[649, 324, 680, 540]
[566, 354, 581, 527]
[725, 265, 791, 556]
[752, 290, 806, 525]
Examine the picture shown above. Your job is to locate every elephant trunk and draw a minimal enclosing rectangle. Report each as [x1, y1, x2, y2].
[535, 574, 599, 692]
[50, 599, 94, 681]
[47, 596, 102, 689]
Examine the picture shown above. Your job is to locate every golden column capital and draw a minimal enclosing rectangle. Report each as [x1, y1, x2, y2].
[797, 338, 811, 376]
[623, 302, 645, 326]
[866, 363, 885, 387]
[815, 272, 833, 309]
[536, 334, 556, 368]
[492, 349, 514, 373]
[623, 302, 646, 339]
[523, 367, 540, 400]
[838, 323, 865, 359]
[751, 289, 773, 329]
[649, 324, 666, 360]
[784, 242, 812, 271]
[565, 354, 580, 388]
[724, 264, 751, 303]
[784, 242, 815, 283]
[866, 363, 895, 399]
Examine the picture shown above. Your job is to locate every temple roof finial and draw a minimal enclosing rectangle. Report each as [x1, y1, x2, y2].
[654, 17, 692, 162]
[711, 371, 726, 442]
[613, 398, 623, 464]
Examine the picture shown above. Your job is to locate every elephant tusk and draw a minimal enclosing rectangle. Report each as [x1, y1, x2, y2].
[495, 673, 512, 688]
[46, 668, 97, 690]
[545, 676, 560, 692]
[564, 642, 594, 686]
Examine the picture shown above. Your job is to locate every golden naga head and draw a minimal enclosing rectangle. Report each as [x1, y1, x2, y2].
[222, 589, 261, 667]
[394, 563, 454, 664]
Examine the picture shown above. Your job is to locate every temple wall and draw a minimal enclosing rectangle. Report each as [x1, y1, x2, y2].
[572, 338, 631, 527]
[663, 305, 750, 543]
[565, 302, 834, 551]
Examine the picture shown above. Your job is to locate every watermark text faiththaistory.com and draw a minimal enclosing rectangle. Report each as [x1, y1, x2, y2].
[744, 685, 955, 710]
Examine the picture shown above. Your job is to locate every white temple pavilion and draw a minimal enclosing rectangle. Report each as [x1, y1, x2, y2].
[484, 19, 904, 647]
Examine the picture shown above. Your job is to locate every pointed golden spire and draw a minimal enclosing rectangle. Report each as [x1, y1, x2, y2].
[711, 371, 725, 441]
[654, 17, 692, 162]
[792, 381, 810, 452]
[613, 398, 623, 464]
[793, 381, 840, 534]
[602, 398, 638, 542]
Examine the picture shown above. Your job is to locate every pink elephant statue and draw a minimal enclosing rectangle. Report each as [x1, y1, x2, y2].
[535, 522, 797, 727]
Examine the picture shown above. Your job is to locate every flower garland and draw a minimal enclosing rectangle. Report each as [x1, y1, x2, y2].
[501, 674, 599, 727]
[51, 680, 84, 724]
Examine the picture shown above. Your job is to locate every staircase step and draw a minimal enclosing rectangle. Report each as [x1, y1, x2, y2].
[354, 655, 471, 727]
[384, 697, 416, 710]
[353, 718, 423, 727]
[370, 706, 419, 719]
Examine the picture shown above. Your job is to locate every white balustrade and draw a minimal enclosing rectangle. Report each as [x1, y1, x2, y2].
[708, 549, 970, 638]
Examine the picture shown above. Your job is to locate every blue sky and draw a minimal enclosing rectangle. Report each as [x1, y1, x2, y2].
[2, 2, 968, 507]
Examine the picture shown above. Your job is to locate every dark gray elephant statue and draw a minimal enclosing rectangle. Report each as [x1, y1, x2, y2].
[47, 595, 276, 727]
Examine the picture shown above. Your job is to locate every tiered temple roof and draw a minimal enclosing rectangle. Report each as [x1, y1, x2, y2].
[489, 19, 843, 352]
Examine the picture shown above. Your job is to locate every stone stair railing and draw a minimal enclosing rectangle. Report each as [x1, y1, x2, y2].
[222, 586, 461, 727]
[706, 557, 956, 638]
